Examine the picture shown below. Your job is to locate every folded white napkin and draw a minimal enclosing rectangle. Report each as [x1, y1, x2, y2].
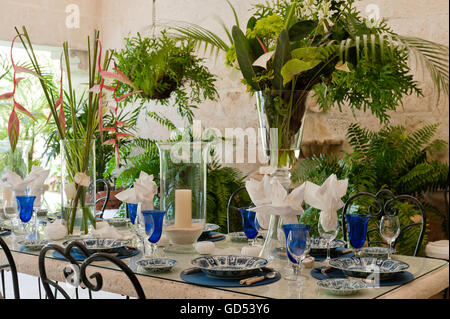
[91, 221, 134, 240]
[115, 171, 158, 210]
[27, 166, 50, 206]
[304, 174, 348, 232]
[0, 167, 49, 198]
[246, 175, 306, 227]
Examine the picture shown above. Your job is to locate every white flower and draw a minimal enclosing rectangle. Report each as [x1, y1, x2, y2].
[64, 182, 77, 201]
[74, 172, 90, 187]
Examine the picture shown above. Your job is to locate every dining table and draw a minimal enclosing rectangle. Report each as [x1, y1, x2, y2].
[0, 220, 448, 299]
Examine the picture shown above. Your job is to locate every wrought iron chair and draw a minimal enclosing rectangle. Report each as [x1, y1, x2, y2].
[341, 189, 426, 256]
[226, 186, 257, 234]
[96, 178, 111, 219]
[38, 240, 145, 299]
[0, 236, 20, 299]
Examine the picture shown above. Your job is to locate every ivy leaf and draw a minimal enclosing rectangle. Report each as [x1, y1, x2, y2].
[281, 58, 321, 85]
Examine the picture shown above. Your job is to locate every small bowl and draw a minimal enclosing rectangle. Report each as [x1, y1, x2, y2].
[18, 239, 50, 251]
[317, 278, 367, 296]
[136, 257, 178, 273]
[309, 238, 346, 256]
[104, 218, 129, 228]
[228, 232, 248, 243]
[359, 247, 395, 259]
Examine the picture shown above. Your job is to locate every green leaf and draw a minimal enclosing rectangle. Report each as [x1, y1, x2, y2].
[272, 29, 291, 90]
[288, 20, 318, 41]
[281, 58, 321, 85]
[231, 26, 260, 91]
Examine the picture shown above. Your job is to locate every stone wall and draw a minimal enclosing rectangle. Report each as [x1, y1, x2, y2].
[0, 0, 448, 175]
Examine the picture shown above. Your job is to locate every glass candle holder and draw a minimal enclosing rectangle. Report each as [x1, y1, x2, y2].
[158, 141, 208, 253]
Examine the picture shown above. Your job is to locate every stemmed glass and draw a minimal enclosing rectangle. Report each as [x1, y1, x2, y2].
[239, 207, 258, 246]
[286, 228, 311, 285]
[282, 224, 311, 281]
[345, 214, 371, 256]
[135, 210, 153, 256]
[15, 195, 36, 237]
[127, 203, 138, 225]
[30, 188, 45, 240]
[141, 210, 165, 257]
[318, 219, 339, 265]
[380, 215, 401, 259]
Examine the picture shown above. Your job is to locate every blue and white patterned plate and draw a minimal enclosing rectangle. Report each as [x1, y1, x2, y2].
[18, 239, 50, 251]
[359, 247, 395, 258]
[191, 255, 268, 279]
[137, 257, 178, 273]
[63, 238, 130, 253]
[329, 257, 409, 281]
[203, 223, 220, 233]
[310, 238, 346, 256]
[317, 278, 367, 296]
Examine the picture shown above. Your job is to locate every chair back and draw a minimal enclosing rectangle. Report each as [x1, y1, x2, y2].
[342, 189, 426, 256]
[38, 240, 145, 299]
[0, 237, 20, 299]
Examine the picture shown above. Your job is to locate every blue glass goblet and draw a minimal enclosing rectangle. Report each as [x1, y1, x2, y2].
[127, 203, 138, 225]
[16, 195, 36, 223]
[141, 210, 165, 256]
[15, 195, 36, 237]
[239, 207, 258, 246]
[346, 214, 371, 256]
[286, 228, 311, 285]
[282, 224, 312, 263]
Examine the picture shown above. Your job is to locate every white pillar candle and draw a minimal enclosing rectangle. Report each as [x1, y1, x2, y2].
[175, 189, 192, 228]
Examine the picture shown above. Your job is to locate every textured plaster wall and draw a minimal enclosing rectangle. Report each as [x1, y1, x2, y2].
[0, 0, 448, 175]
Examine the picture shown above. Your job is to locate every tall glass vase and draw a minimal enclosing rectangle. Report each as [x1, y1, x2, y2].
[255, 89, 308, 266]
[60, 139, 96, 236]
[157, 141, 208, 253]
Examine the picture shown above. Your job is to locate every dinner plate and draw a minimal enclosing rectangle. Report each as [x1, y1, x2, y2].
[137, 257, 178, 273]
[63, 238, 130, 253]
[317, 278, 367, 296]
[191, 255, 268, 279]
[309, 238, 346, 256]
[18, 239, 50, 251]
[328, 257, 410, 281]
[359, 247, 395, 258]
[104, 218, 129, 227]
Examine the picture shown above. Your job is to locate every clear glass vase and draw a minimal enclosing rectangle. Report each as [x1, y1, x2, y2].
[255, 89, 308, 265]
[60, 139, 96, 236]
[157, 141, 208, 253]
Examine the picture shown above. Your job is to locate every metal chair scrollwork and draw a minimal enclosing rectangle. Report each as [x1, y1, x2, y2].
[342, 189, 426, 256]
[96, 179, 111, 219]
[226, 186, 253, 234]
[38, 241, 146, 299]
[0, 237, 20, 299]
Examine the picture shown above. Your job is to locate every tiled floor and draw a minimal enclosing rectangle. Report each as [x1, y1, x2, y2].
[2, 271, 125, 299]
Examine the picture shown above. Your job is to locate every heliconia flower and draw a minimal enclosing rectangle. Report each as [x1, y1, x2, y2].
[74, 172, 90, 187]
[256, 36, 268, 53]
[8, 108, 19, 151]
[116, 133, 134, 140]
[0, 92, 14, 100]
[13, 100, 36, 120]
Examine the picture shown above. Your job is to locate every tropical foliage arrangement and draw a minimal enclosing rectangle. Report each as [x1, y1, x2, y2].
[292, 123, 449, 255]
[1, 27, 137, 234]
[172, 0, 448, 167]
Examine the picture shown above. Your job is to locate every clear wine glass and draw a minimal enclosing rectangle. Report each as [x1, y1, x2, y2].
[318, 219, 339, 265]
[380, 215, 401, 259]
[135, 210, 153, 256]
[286, 228, 311, 286]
